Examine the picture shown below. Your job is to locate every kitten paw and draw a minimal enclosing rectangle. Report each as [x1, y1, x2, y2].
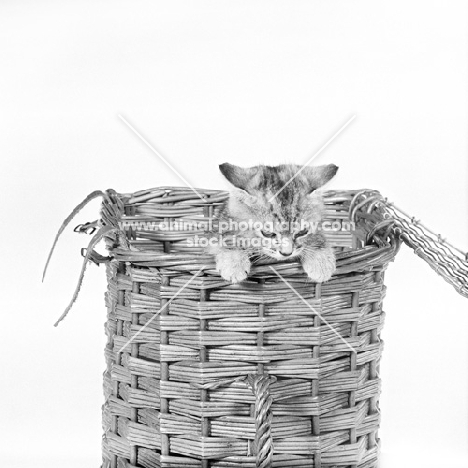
[216, 250, 251, 283]
[302, 248, 336, 283]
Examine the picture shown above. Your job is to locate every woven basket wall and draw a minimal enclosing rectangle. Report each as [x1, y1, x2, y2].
[100, 187, 400, 468]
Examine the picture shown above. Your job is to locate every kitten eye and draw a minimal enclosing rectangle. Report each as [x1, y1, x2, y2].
[261, 230, 276, 238]
[294, 228, 309, 239]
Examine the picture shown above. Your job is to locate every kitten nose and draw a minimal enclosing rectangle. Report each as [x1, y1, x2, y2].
[280, 238, 293, 257]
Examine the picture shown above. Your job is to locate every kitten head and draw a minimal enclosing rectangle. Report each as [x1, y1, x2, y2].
[219, 162, 338, 260]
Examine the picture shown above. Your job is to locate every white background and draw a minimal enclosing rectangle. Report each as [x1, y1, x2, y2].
[1, 1, 467, 467]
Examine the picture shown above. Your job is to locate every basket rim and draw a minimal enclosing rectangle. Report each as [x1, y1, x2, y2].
[100, 187, 400, 280]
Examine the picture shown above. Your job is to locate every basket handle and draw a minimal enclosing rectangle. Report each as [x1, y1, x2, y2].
[194, 373, 275, 467]
[244, 374, 274, 468]
[350, 190, 468, 299]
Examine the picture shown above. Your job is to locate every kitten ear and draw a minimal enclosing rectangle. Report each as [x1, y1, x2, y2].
[219, 163, 259, 192]
[303, 164, 338, 192]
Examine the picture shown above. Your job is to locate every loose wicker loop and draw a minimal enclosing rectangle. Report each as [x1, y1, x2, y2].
[349, 190, 397, 247]
[74, 220, 99, 235]
[80, 247, 111, 265]
[245, 374, 275, 468]
[365, 219, 395, 247]
[42, 190, 105, 282]
[44, 189, 131, 326]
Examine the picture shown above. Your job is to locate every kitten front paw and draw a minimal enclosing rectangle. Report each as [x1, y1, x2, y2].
[302, 248, 336, 283]
[216, 250, 251, 283]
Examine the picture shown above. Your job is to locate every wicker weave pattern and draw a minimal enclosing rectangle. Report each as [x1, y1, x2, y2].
[99, 188, 400, 468]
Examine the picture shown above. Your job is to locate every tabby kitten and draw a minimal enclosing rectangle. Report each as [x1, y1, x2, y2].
[206, 162, 338, 283]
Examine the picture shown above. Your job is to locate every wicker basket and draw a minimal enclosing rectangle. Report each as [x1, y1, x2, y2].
[43, 175, 468, 468]
[75, 186, 401, 468]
